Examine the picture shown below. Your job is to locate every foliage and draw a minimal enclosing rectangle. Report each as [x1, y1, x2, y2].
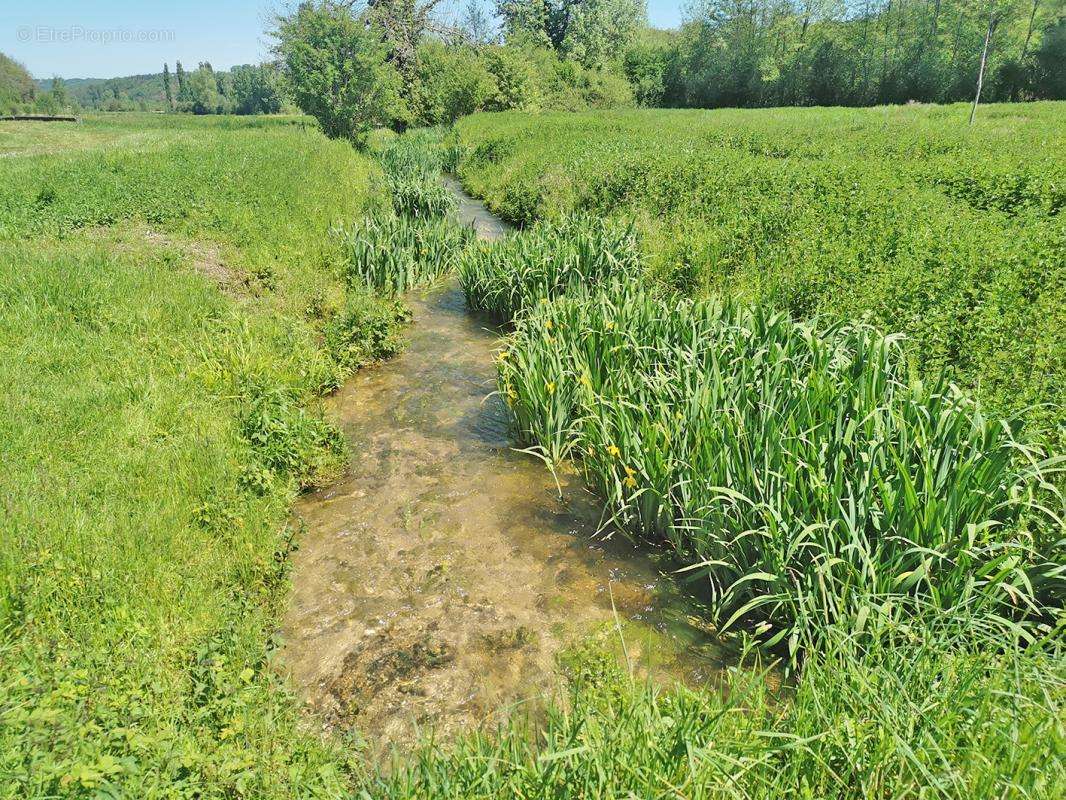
[180, 64, 224, 115]
[366, 615, 1064, 799]
[451, 104, 1066, 451]
[411, 41, 498, 126]
[229, 64, 285, 115]
[651, 0, 1066, 108]
[458, 215, 642, 319]
[0, 53, 36, 114]
[274, 1, 403, 143]
[0, 114, 407, 797]
[496, 0, 646, 68]
[336, 210, 474, 295]
[498, 284, 1063, 642]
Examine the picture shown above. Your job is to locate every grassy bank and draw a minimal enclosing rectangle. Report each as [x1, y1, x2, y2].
[0, 115, 405, 797]
[449, 103, 1066, 450]
[428, 121, 1063, 797]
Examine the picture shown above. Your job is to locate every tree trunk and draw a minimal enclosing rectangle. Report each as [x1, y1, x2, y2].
[970, 10, 997, 125]
[1021, 0, 1039, 59]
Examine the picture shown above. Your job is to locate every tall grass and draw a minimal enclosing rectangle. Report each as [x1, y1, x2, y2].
[365, 610, 1065, 799]
[380, 132, 456, 219]
[459, 215, 643, 320]
[498, 284, 1063, 643]
[334, 210, 474, 295]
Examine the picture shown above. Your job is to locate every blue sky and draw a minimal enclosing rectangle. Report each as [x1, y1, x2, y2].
[2, 1, 686, 79]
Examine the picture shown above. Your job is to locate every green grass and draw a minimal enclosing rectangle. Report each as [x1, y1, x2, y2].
[0, 114, 403, 797]
[498, 283, 1063, 644]
[449, 103, 1066, 451]
[368, 615, 1064, 799]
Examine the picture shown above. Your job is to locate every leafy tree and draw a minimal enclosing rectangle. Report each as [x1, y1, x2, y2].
[181, 66, 224, 114]
[175, 61, 190, 103]
[412, 40, 498, 123]
[482, 44, 543, 109]
[0, 53, 37, 114]
[623, 26, 674, 105]
[230, 64, 285, 114]
[497, 0, 646, 67]
[49, 77, 69, 110]
[163, 63, 174, 110]
[274, 1, 404, 142]
[1028, 16, 1066, 98]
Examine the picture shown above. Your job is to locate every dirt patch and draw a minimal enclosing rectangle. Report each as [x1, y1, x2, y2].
[141, 228, 243, 291]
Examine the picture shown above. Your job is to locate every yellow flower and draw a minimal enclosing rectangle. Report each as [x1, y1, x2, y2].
[545, 319, 553, 331]
[607, 445, 620, 458]
[624, 465, 636, 477]
[605, 320, 615, 330]
[623, 475, 637, 489]
[546, 381, 556, 394]
[499, 350, 509, 361]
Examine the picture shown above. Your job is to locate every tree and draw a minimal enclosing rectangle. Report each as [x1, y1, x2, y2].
[163, 63, 174, 110]
[0, 53, 37, 114]
[49, 76, 69, 110]
[182, 66, 224, 114]
[412, 40, 498, 123]
[274, 1, 404, 142]
[175, 61, 190, 103]
[462, 0, 497, 44]
[230, 64, 285, 114]
[496, 0, 646, 66]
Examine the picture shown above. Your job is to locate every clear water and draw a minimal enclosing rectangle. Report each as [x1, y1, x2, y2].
[279, 182, 730, 746]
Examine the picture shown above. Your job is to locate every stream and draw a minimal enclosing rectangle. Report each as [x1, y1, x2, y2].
[279, 180, 730, 746]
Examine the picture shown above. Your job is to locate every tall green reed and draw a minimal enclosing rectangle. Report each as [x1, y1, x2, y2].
[459, 215, 643, 320]
[498, 285, 1064, 644]
[334, 210, 474, 295]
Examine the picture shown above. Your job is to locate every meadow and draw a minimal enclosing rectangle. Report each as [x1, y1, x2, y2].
[449, 103, 1066, 452]
[436, 105, 1065, 797]
[0, 106, 1063, 800]
[0, 114, 407, 796]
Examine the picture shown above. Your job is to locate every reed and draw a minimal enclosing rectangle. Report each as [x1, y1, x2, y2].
[498, 285, 1064, 643]
[458, 215, 643, 320]
[335, 210, 474, 295]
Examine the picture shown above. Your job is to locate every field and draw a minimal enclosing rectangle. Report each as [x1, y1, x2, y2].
[0, 114, 406, 796]
[0, 105, 1063, 799]
[450, 103, 1066, 451]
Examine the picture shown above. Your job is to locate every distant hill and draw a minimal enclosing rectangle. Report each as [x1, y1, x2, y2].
[38, 73, 168, 111]
[1, 53, 37, 113]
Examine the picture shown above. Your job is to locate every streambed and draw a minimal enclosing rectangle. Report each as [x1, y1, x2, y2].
[279, 181, 729, 746]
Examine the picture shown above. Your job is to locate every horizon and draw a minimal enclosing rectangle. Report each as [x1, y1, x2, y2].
[3, 1, 687, 81]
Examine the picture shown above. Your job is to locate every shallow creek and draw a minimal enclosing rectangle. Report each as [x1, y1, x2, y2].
[279, 180, 730, 746]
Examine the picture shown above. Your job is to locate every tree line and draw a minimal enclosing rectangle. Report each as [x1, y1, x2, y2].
[5, 0, 1062, 124]
[162, 61, 285, 115]
[637, 0, 1066, 109]
[274, 0, 1064, 144]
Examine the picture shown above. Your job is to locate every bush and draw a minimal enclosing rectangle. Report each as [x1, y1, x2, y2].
[411, 41, 498, 125]
[274, 2, 403, 143]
